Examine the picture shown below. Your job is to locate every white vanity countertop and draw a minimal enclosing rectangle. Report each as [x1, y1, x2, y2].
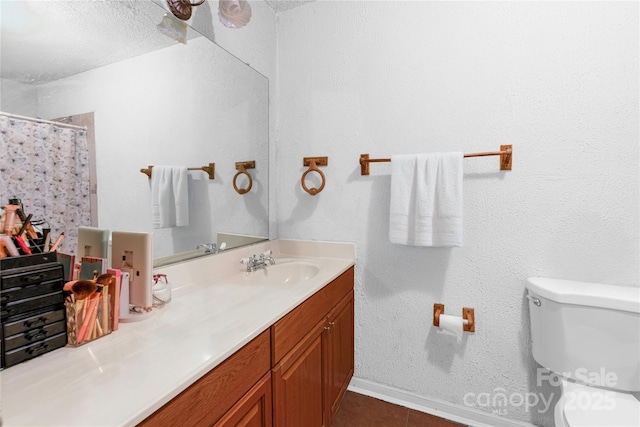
[2, 239, 355, 427]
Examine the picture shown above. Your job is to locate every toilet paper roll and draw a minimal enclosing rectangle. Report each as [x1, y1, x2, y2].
[438, 314, 464, 339]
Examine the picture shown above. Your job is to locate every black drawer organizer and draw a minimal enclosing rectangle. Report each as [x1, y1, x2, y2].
[1, 252, 67, 369]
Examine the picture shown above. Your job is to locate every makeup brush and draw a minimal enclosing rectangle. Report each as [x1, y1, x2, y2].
[77, 294, 99, 343]
[71, 280, 97, 301]
[95, 273, 113, 286]
[63, 280, 77, 292]
[95, 274, 112, 333]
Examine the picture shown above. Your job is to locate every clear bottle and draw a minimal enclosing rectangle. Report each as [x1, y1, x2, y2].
[152, 274, 172, 307]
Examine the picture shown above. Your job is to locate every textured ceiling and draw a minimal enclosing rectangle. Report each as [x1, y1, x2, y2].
[0, 1, 196, 84]
[263, 0, 315, 13]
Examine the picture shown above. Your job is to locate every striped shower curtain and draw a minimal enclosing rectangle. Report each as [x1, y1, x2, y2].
[0, 114, 91, 254]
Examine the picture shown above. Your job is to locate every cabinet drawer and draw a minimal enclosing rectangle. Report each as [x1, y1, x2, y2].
[1, 265, 63, 290]
[4, 331, 67, 368]
[1, 292, 65, 320]
[1, 279, 64, 305]
[139, 329, 271, 427]
[271, 267, 353, 365]
[0, 254, 58, 272]
[4, 320, 66, 352]
[3, 307, 66, 337]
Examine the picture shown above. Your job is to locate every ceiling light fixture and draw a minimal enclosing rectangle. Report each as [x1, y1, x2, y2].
[166, 0, 205, 20]
[218, 0, 252, 29]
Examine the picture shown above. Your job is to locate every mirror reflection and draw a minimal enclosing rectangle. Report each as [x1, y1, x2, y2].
[0, 0, 269, 266]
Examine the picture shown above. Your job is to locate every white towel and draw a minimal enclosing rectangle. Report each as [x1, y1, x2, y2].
[389, 152, 463, 247]
[151, 166, 190, 228]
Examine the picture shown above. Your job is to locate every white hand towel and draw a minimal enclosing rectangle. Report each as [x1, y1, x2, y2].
[151, 166, 190, 228]
[389, 152, 463, 247]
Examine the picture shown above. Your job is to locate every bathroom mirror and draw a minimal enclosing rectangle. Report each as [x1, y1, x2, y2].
[0, 0, 269, 265]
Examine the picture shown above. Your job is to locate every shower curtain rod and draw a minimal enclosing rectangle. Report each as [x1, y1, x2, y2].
[0, 111, 87, 131]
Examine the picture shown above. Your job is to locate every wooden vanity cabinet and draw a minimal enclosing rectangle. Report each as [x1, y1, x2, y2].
[271, 267, 355, 427]
[140, 266, 354, 427]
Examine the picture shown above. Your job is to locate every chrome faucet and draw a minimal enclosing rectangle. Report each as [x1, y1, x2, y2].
[241, 250, 276, 272]
[196, 243, 217, 254]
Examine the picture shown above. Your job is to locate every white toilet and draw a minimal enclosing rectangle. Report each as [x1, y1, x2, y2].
[526, 277, 640, 427]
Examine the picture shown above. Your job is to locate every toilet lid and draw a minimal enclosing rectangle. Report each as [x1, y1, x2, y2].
[563, 386, 640, 427]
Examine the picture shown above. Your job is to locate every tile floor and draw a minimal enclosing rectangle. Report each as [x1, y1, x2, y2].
[330, 391, 467, 427]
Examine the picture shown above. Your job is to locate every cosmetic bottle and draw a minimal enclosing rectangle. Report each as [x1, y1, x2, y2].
[3, 205, 18, 235]
[0, 234, 20, 257]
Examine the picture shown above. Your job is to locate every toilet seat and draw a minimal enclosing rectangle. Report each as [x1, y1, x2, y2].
[558, 382, 640, 427]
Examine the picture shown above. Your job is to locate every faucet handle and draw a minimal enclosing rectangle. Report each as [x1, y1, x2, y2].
[262, 250, 276, 265]
[241, 255, 258, 264]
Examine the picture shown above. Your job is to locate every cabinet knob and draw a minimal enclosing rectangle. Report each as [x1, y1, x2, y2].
[22, 274, 43, 283]
[324, 321, 335, 331]
[24, 317, 47, 328]
[26, 342, 48, 355]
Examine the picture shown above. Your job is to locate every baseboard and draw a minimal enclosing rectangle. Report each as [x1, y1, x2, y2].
[348, 377, 539, 427]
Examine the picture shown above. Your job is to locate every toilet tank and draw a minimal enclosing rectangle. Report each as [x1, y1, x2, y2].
[526, 277, 640, 392]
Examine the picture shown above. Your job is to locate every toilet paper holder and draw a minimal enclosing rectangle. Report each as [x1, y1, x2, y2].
[433, 303, 475, 332]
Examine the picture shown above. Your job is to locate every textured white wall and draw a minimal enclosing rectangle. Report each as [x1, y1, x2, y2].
[0, 78, 39, 115]
[276, 2, 639, 425]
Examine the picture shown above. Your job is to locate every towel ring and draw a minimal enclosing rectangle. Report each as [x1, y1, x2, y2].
[301, 157, 328, 196]
[233, 161, 255, 195]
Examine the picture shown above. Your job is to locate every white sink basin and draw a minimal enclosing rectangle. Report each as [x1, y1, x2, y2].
[237, 260, 320, 286]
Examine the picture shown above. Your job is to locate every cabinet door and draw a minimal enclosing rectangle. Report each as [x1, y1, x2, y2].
[214, 372, 272, 427]
[272, 320, 325, 427]
[323, 291, 354, 426]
